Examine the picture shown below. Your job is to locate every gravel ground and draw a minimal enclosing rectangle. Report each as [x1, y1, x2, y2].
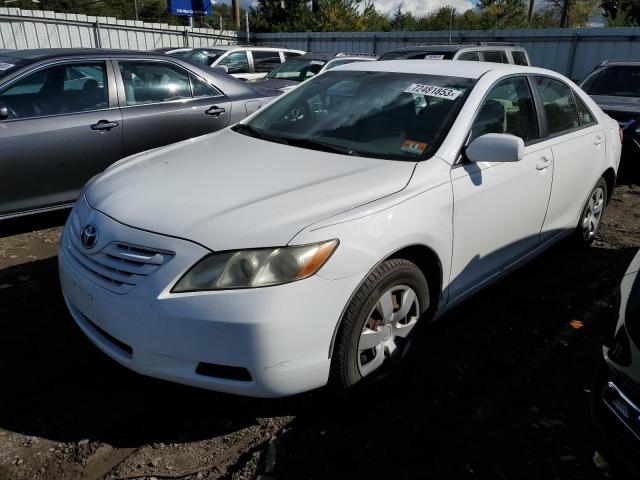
[1, 182, 639, 480]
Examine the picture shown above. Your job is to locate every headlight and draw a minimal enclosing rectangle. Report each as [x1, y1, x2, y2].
[172, 239, 338, 292]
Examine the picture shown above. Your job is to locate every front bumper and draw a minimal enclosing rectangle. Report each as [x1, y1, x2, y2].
[59, 199, 362, 397]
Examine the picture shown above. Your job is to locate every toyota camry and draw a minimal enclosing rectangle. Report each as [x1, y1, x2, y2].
[59, 60, 622, 397]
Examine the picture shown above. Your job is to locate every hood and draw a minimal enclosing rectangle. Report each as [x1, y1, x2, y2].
[85, 129, 416, 251]
[250, 77, 300, 91]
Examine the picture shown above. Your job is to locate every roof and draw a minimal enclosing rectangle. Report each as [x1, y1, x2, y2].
[599, 60, 640, 66]
[384, 44, 526, 53]
[190, 45, 303, 52]
[337, 59, 544, 79]
[0, 48, 152, 61]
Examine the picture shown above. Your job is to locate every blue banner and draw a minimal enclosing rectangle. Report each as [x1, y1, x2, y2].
[167, 0, 212, 16]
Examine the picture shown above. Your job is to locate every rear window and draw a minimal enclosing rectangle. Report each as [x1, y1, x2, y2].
[512, 51, 529, 66]
[0, 56, 27, 80]
[378, 50, 455, 61]
[483, 51, 509, 63]
[581, 65, 640, 98]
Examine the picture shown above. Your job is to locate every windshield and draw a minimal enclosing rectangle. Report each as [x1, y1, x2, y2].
[238, 70, 474, 161]
[266, 58, 326, 81]
[176, 49, 226, 66]
[378, 50, 455, 61]
[581, 65, 640, 97]
[0, 55, 27, 81]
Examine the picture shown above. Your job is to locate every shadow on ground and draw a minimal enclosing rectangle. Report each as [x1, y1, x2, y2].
[0, 236, 637, 478]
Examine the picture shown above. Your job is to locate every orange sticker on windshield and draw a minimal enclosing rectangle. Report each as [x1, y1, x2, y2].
[401, 140, 427, 155]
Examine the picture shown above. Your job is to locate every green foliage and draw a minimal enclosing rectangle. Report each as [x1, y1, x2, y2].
[602, 0, 640, 25]
[5, 0, 640, 30]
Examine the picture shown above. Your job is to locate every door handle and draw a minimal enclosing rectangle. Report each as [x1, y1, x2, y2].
[536, 156, 552, 170]
[91, 120, 119, 131]
[205, 106, 226, 117]
[594, 135, 603, 145]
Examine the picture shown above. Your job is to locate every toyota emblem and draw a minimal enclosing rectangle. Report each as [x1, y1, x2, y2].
[80, 223, 99, 249]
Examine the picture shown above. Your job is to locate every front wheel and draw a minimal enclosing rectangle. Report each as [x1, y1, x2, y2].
[574, 177, 608, 245]
[331, 259, 429, 390]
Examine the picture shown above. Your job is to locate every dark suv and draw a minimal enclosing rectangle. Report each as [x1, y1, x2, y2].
[0, 49, 279, 219]
[580, 61, 640, 169]
[378, 43, 531, 65]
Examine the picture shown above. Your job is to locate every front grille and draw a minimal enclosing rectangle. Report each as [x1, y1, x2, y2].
[65, 210, 174, 294]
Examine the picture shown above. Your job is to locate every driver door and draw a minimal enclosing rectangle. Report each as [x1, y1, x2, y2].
[449, 75, 553, 301]
[0, 59, 122, 217]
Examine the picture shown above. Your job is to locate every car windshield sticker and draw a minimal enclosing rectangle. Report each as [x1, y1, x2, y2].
[424, 55, 445, 60]
[310, 60, 325, 65]
[401, 140, 427, 155]
[0, 63, 15, 71]
[404, 83, 462, 100]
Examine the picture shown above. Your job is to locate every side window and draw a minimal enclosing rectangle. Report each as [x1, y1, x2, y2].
[324, 59, 356, 71]
[190, 74, 222, 98]
[470, 76, 538, 143]
[284, 51, 302, 60]
[0, 61, 107, 119]
[483, 51, 507, 63]
[119, 61, 191, 106]
[457, 51, 480, 61]
[575, 95, 596, 126]
[218, 51, 250, 74]
[251, 50, 282, 73]
[512, 51, 529, 66]
[534, 77, 580, 135]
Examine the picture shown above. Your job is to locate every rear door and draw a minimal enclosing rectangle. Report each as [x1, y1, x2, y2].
[0, 59, 122, 217]
[535, 76, 606, 242]
[115, 59, 232, 156]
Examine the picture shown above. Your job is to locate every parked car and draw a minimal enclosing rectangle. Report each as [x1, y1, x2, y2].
[0, 48, 280, 219]
[593, 249, 640, 466]
[249, 52, 376, 92]
[162, 46, 306, 81]
[378, 43, 531, 65]
[580, 61, 640, 171]
[59, 60, 620, 398]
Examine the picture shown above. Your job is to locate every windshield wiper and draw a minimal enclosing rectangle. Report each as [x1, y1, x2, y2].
[285, 137, 361, 157]
[233, 124, 289, 145]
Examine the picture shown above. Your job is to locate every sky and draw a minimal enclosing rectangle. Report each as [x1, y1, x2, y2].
[213, 0, 475, 16]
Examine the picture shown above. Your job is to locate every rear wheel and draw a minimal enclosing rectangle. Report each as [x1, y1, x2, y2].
[331, 259, 429, 390]
[574, 177, 607, 245]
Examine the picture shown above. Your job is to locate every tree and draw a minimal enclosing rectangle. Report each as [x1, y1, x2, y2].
[601, 0, 640, 25]
[478, 0, 528, 28]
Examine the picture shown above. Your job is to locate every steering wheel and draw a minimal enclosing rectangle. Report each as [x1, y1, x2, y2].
[284, 103, 310, 122]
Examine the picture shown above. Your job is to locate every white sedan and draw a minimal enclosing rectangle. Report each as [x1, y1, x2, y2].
[59, 61, 621, 397]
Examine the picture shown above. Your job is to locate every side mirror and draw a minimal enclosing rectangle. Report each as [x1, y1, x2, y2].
[0, 102, 9, 120]
[215, 65, 229, 74]
[466, 133, 524, 163]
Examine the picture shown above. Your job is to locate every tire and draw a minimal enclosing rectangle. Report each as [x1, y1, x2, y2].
[573, 177, 608, 246]
[331, 258, 429, 390]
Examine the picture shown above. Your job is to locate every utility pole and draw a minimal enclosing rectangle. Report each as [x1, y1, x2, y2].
[232, 0, 240, 30]
[449, 8, 454, 44]
[245, 11, 249, 44]
[219, 15, 223, 33]
[560, 0, 570, 27]
[133, 0, 139, 21]
[527, 0, 534, 22]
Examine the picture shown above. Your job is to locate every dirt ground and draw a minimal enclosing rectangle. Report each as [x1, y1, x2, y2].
[1, 182, 640, 480]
